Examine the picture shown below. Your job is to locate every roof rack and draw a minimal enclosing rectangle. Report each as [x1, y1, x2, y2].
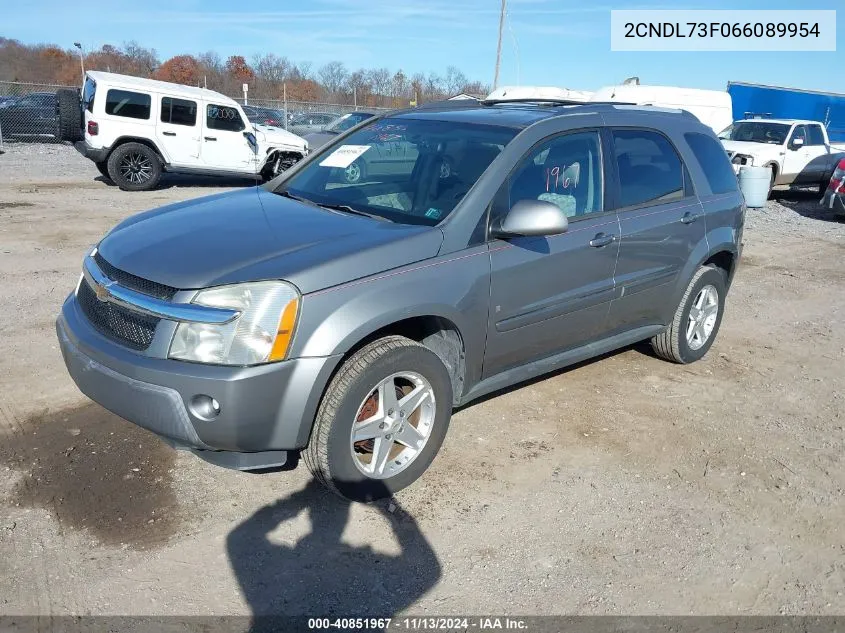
[480, 97, 590, 107]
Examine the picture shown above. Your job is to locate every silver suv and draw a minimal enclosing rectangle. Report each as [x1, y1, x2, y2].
[57, 98, 744, 501]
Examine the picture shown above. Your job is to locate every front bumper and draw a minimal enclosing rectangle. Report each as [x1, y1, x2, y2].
[821, 189, 845, 216]
[57, 293, 342, 468]
[73, 140, 109, 163]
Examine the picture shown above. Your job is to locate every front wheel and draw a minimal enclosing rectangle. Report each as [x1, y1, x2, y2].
[650, 265, 726, 364]
[304, 336, 453, 501]
[107, 142, 162, 191]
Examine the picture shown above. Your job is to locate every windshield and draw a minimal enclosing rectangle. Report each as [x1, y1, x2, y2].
[325, 112, 375, 133]
[719, 121, 791, 144]
[276, 117, 515, 226]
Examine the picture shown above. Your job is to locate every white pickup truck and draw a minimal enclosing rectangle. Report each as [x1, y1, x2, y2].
[719, 119, 845, 195]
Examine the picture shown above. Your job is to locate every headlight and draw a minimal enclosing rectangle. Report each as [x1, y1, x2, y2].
[168, 281, 299, 366]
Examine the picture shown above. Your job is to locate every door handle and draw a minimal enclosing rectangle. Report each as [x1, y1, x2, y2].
[204, 136, 217, 141]
[589, 232, 616, 248]
[681, 212, 701, 224]
[162, 131, 176, 137]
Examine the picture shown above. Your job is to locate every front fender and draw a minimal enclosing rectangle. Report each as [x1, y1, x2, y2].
[289, 245, 492, 393]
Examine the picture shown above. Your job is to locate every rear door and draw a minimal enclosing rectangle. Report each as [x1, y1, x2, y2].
[804, 123, 833, 181]
[605, 127, 705, 334]
[200, 101, 256, 173]
[156, 95, 200, 167]
[483, 129, 620, 378]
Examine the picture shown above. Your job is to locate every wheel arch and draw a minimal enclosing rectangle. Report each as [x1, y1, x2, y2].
[107, 136, 168, 164]
[328, 313, 467, 406]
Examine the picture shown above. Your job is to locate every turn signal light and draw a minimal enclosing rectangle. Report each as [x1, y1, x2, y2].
[87, 121, 99, 136]
[268, 299, 299, 361]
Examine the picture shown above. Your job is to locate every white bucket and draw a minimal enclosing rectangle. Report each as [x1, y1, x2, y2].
[738, 165, 770, 208]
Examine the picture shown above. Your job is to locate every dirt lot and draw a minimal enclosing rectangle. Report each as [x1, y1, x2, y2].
[0, 143, 843, 617]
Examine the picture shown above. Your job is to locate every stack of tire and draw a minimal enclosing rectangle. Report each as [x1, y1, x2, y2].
[55, 88, 83, 143]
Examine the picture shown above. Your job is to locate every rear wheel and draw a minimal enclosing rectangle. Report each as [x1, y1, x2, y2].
[56, 88, 83, 142]
[95, 161, 111, 181]
[304, 336, 453, 501]
[106, 142, 162, 191]
[651, 265, 726, 364]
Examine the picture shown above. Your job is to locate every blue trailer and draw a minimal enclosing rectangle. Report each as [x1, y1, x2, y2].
[727, 82, 845, 143]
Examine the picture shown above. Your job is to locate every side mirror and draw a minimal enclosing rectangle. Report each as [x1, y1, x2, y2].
[492, 199, 569, 238]
[790, 137, 805, 150]
[243, 131, 257, 152]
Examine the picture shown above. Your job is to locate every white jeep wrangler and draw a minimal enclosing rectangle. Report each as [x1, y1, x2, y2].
[57, 71, 308, 191]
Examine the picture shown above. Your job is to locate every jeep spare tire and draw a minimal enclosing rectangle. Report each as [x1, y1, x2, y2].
[56, 88, 83, 142]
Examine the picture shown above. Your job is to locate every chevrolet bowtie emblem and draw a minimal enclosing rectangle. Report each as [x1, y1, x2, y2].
[94, 280, 114, 302]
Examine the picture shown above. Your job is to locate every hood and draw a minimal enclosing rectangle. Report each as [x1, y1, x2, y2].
[97, 188, 443, 294]
[303, 131, 337, 151]
[254, 124, 308, 152]
[721, 139, 782, 155]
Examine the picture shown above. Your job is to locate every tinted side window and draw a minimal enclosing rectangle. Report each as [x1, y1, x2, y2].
[507, 131, 603, 219]
[684, 132, 738, 195]
[206, 104, 245, 132]
[82, 77, 96, 113]
[790, 125, 807, 145]
[807, 125, 826, 146]
[105, 89, 151, 119]
[161, 97, 196, 126]
[612, 129, 685, 208]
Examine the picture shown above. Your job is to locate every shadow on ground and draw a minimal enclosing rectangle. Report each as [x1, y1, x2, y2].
[94, 173, 261, 190]
[0, 403, 180, 549]
[227, 479, 441, 627]
[771, 189, 843, 223]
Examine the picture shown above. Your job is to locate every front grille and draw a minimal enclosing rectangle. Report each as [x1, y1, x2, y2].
[77, 279, 159, 350]
[94, 252, 178, 300]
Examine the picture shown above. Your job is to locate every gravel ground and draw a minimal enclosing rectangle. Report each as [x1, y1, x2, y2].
[0, 142, 843, 618]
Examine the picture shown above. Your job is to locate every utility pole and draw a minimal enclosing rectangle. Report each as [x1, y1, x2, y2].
[73, 42, 85, 83]
[493, 0, 506, 90]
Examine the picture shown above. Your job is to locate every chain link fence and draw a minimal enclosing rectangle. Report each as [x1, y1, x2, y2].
[0, 80, 392, 145]
[0, 81, 70, 143]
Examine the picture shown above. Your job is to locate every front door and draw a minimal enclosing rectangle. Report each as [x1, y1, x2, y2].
[782, 125, 815, 184]
[200, 101, 256, 173]
[483, 130, 620, 378]
[155, 96, 201, 167]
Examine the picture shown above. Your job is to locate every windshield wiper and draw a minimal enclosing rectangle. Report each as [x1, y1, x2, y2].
[277, 190, 320, 206]
[318, 202, 392, 222]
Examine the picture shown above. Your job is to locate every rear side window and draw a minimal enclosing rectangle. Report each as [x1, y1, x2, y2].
[161, 97, 196, 126]
[807, 125, 826, 146]
[206, 104, 245, 132]
[612, 129, 685, 208]
[684, 132, 738, 195]
[105, 89, 151, 120]
[82, 77, 96, 113]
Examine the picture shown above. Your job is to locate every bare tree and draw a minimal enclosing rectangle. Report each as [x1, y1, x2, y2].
[366, 67, 392, 106]
[318, 61, 350, 99]
[444, 65, 468, 96]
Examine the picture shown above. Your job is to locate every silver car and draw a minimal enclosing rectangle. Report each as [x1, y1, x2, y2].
[57, 98, 744, 500]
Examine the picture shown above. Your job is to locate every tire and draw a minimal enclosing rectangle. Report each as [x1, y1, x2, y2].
[650, 265, 726, 364]
[343, 160, 365, 184]
[766, 166, 776, 200]
[56, 88, 83, 142]
[106, 142, 162, 191]
[304, 335, 453, 501]
[95, 161, 111, 181]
